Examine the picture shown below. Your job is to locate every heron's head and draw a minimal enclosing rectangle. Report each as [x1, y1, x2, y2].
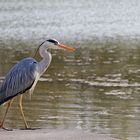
[45, 38, 76, 52]
[34, 38, 75, 57]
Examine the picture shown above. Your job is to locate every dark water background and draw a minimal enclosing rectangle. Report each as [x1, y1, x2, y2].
[1, 0, 140, 140]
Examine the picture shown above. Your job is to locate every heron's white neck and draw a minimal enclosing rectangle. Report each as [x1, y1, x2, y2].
[38, 45, 52, 76]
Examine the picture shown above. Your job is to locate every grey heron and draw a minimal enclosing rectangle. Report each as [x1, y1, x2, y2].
[0, 39, 75, 130]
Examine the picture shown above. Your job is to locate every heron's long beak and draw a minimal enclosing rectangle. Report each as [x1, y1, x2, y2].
[58, 44, 76, 52]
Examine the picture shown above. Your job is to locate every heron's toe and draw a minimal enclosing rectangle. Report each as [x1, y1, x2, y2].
[0, 125, 13, 131]
[20, 127, 41, 130]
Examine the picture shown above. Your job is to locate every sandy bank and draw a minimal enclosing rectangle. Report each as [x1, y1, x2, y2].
[0, 129, 119, 140]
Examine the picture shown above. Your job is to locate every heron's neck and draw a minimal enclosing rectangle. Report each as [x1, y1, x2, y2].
[38, 45, 52, 76]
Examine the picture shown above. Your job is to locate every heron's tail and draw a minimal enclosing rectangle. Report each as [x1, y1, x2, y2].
[0, 91, 17, 105]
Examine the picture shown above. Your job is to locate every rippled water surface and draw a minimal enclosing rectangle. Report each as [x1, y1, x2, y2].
[0, 41, 140, 140]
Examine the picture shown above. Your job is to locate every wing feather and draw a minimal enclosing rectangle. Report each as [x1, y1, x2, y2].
[0, 57, 38, 105]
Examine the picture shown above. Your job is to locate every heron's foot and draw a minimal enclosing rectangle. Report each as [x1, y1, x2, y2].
[0, 124, 13, 131]
[20, 127, 41, 130]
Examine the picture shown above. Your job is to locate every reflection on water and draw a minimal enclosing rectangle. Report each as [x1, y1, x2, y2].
[0, 40, 140, 140]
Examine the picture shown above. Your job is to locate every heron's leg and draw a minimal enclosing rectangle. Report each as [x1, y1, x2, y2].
[0, 99, 13, 130]
[19, 95, 29, 129]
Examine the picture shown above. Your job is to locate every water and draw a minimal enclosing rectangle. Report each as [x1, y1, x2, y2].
[0, 41, 140, 140]
[1, 0, 140, 140]
[0, 0, 140, 43]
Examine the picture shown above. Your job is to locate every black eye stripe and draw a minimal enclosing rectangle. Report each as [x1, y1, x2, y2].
[47, 39, 58, 44]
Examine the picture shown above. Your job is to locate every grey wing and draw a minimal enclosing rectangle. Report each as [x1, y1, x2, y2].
[0, 58, 38, 105]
